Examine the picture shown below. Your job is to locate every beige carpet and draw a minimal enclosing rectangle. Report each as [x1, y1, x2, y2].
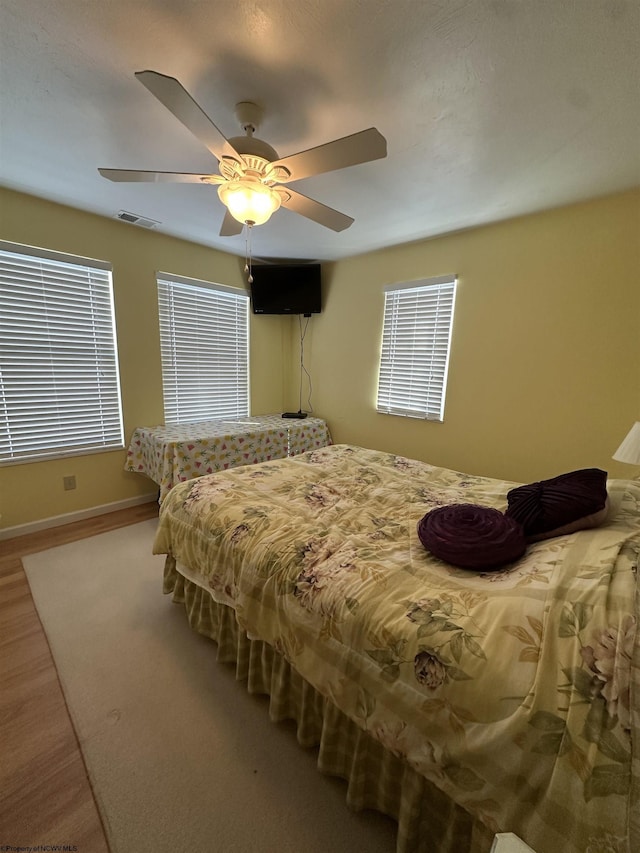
[23, 520, 397, 853]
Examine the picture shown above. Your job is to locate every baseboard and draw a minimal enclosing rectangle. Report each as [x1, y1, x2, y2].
[0, 493, 158, 540]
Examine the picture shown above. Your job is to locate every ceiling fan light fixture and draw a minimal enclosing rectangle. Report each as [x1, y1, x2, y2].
[218, 179, 281, 226]
[99, 72, 388, 235]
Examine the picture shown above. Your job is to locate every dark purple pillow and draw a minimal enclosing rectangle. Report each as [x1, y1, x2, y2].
[505, 468, 608, 541]
[417, 504, 527, 571]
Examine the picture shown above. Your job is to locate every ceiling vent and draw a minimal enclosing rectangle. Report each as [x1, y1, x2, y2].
[115, 210, 160, 228]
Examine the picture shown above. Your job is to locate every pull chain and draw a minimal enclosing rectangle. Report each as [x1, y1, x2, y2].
[243, 223, 254, 283]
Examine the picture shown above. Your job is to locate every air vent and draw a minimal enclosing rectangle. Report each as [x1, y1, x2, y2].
[115, 210, 160, 229]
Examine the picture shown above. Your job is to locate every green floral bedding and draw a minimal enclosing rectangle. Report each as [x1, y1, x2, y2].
[153, 444, 639, 853]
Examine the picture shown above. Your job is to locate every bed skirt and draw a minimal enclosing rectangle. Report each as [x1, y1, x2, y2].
[164, 559, 496, 853]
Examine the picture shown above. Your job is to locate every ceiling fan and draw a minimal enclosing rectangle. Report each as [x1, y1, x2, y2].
[98, 70, 387, 237]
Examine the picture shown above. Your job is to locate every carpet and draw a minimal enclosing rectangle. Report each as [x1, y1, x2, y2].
[23, 520, 397, 853]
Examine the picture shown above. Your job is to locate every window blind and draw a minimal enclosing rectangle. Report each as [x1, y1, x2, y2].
[0, 241, 124, 464]
[376, 275, 457, 421]
[157, 273, 249, 424]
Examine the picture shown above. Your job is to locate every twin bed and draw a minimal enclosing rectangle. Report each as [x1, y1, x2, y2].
[152, 443, 639, 853]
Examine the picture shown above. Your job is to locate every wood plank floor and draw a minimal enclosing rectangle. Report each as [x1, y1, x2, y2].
[0, 502, 159, 851]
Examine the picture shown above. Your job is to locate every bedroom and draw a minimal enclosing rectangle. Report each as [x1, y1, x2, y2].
[1, 2, 639, 852]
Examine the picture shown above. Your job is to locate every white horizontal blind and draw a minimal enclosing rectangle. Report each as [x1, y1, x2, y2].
[376, 275, 457, 421]
[157, 274, 249, 424]
[0, 241, 124, 464]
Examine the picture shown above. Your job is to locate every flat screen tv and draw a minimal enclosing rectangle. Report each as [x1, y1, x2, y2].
[249, 263, 322, 315]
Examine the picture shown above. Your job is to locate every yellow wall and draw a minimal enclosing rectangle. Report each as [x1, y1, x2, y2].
[0, 188, 287, 529]
[298, 189, 640, 483]
[2, 186, 639, 530]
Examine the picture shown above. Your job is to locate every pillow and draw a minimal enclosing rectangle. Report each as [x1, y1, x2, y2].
[505, 468, 608, 542]
[417, 503, 527, 571]
[604, 483, 625, 522]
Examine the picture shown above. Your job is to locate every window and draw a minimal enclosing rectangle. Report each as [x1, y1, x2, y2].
[0, 241, 124, 465]
[376, 274, 457, 421]
[157, 273, 249, 424]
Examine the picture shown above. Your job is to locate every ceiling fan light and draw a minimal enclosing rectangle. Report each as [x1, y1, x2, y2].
[218, 180, 281, 226]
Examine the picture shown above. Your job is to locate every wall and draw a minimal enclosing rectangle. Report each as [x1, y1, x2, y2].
[0, 188, 287, 529]
[298, 189, 640, 483]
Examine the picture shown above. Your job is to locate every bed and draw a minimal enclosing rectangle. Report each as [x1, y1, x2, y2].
[152, 444, 640, 853]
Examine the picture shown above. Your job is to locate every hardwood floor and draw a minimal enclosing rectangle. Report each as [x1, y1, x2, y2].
[0, 502, 159, 851]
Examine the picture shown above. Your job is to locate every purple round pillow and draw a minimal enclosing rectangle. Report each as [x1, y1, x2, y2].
[417, 503, 527, 571]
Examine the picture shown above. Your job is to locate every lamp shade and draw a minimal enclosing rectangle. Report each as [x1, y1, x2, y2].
[612, 421, 640, 465]
[218, 180, 281, 226]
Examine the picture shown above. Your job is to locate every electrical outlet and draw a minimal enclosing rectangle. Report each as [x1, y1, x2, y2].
[63, 475, 76, 491]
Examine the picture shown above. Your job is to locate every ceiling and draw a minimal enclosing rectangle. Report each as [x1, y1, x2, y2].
[1, 0, 639, 262]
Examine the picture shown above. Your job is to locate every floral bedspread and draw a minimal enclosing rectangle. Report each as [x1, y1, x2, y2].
[153, 444, 639, 853]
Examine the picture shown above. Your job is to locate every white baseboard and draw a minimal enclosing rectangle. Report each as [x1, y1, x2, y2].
[0, 493, 158, 540]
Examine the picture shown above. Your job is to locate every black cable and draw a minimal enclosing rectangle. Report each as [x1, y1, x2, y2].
[298, 314, 312, 414]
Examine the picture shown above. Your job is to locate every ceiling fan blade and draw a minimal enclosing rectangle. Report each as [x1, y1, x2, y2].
[280, 188, 354, 232]
[134, 70, 243, 163]
[98, 168, 216, 183]
[219, 209, 244, 237]
[273, 128, 386, 183]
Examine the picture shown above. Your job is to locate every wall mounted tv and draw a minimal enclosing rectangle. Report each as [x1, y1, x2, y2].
[249, 263, 322, 315]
